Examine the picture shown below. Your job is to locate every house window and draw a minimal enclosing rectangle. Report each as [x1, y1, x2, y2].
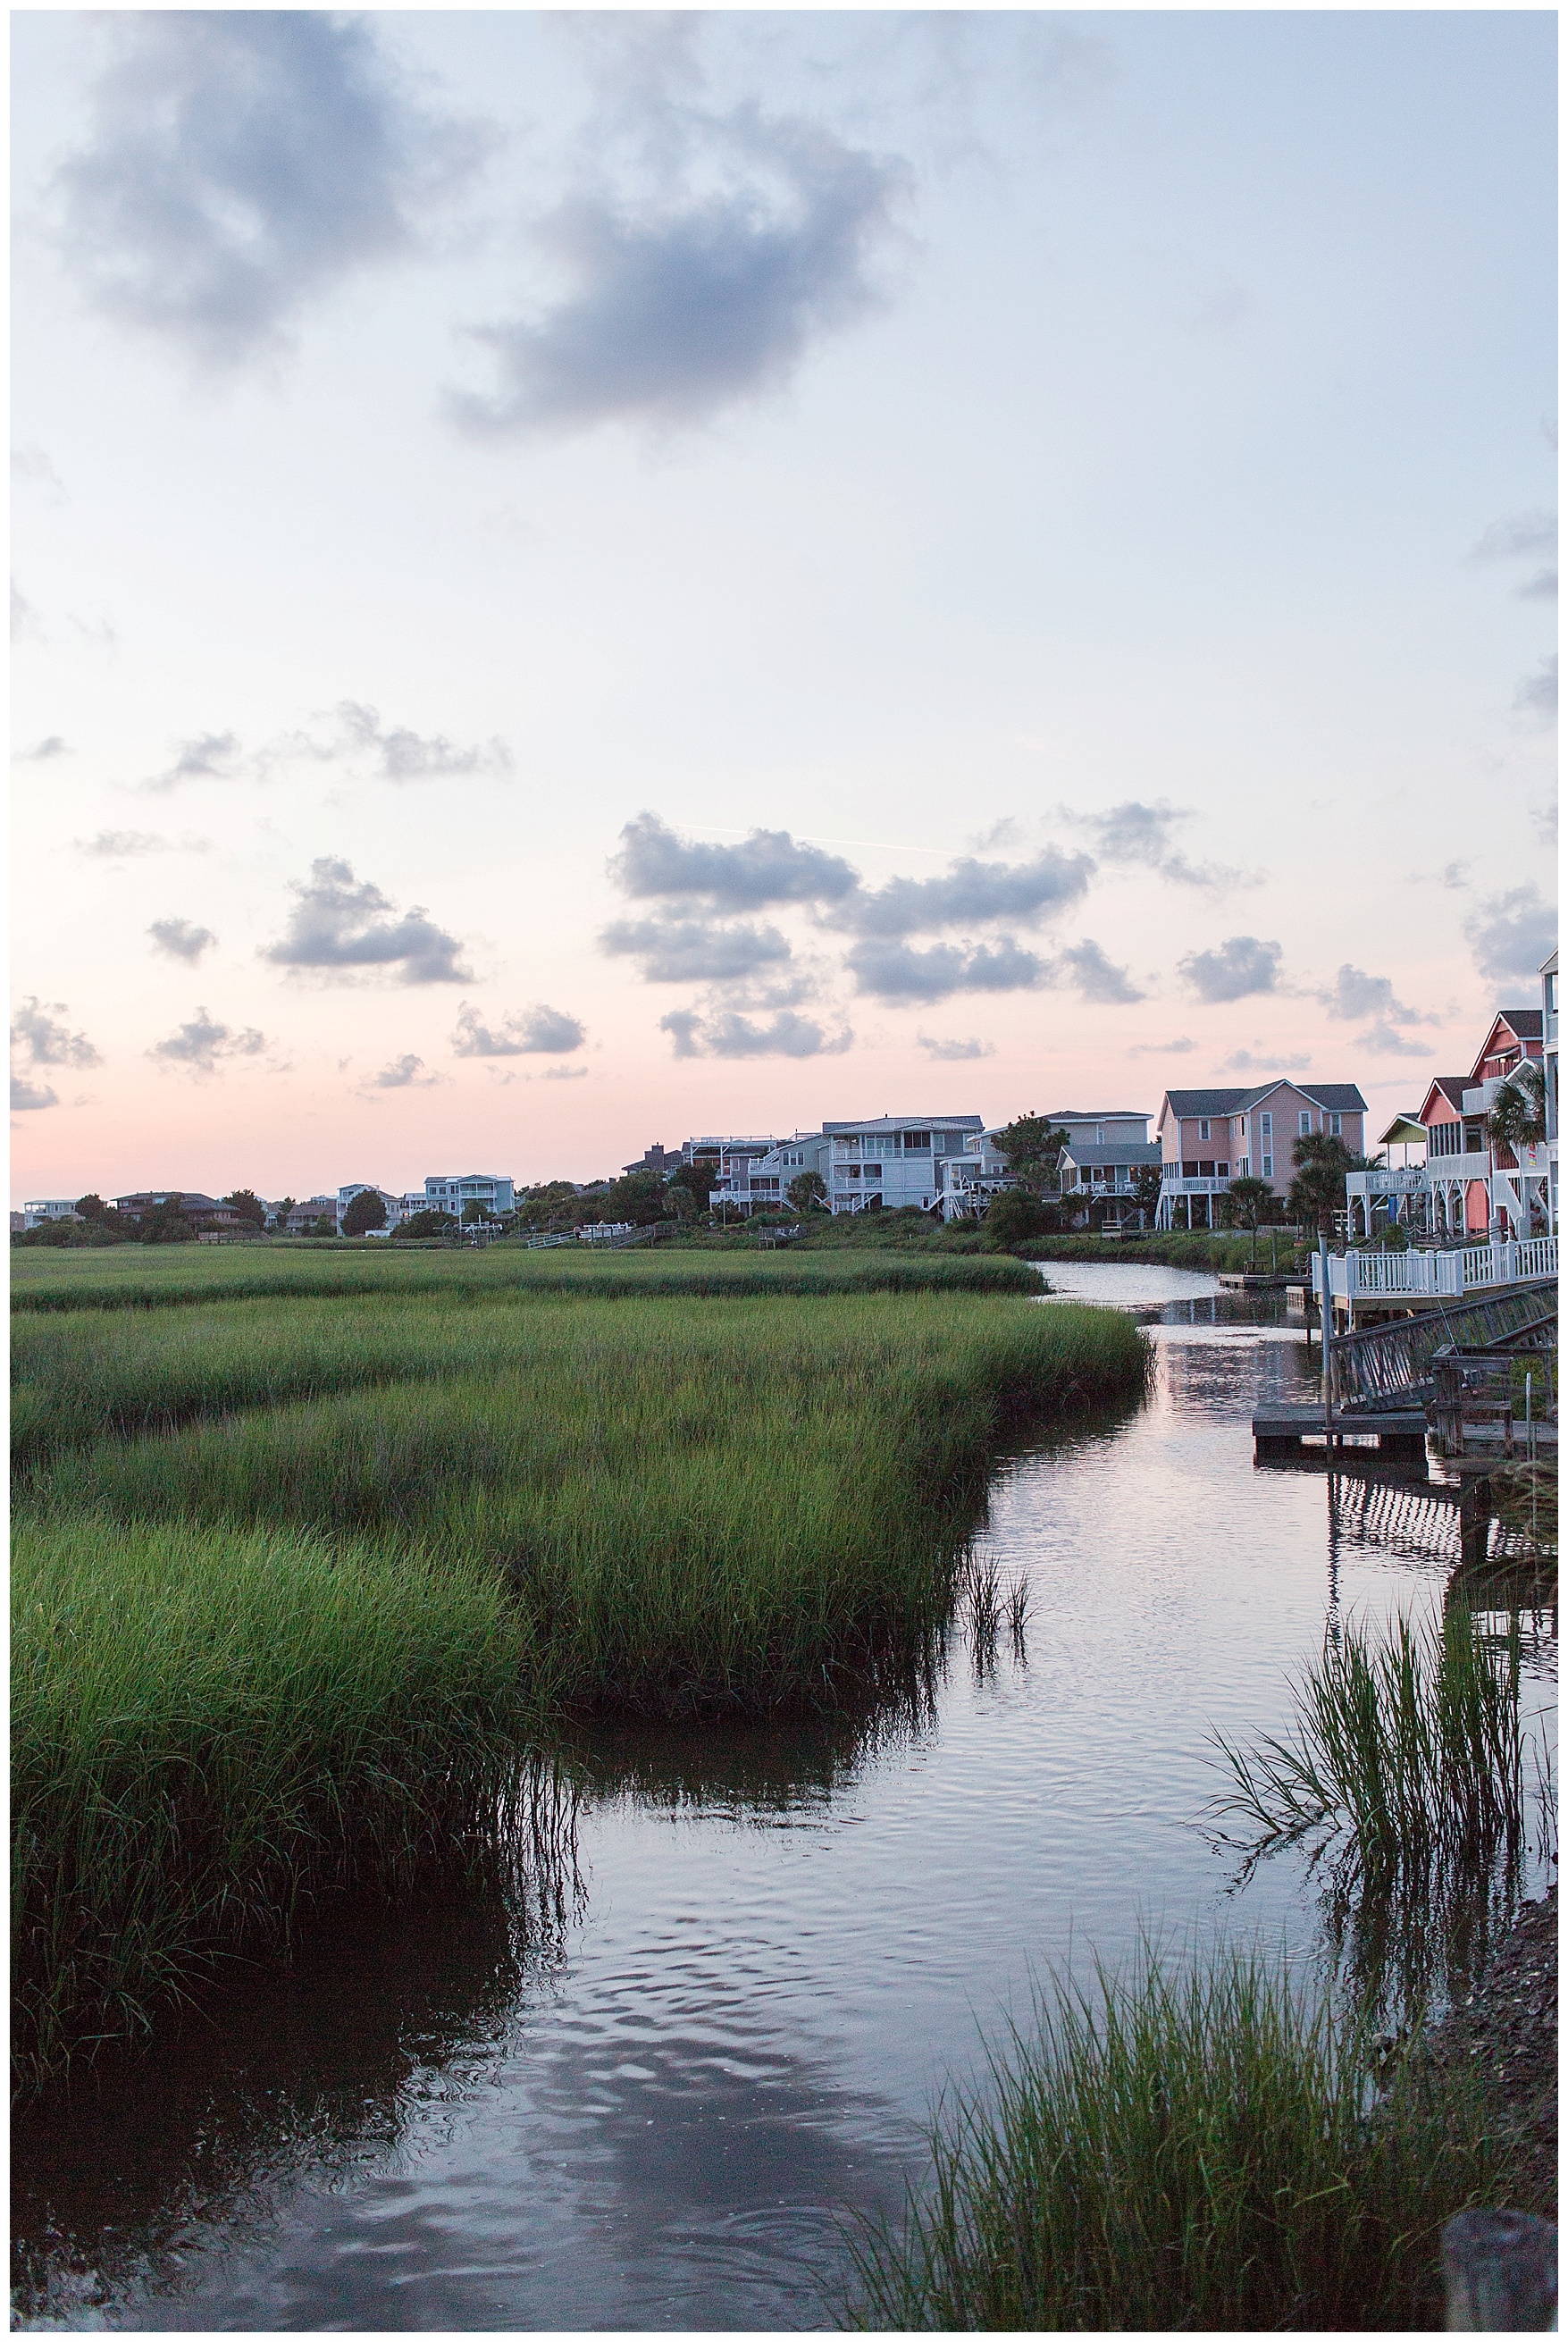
[1198, 1118, 1211, 1141]
[1299, 1112, 1312, 1136]
[1260, 1112, 1271, 1138]
[1216, 1162, 1229, 1178]
[1198, 1160, 1214, 1179]
[1262, 1155, 1273, 1178]
[1329, 1113, 1342, 1137]
[1182, 1160, 1199, 1178]
[1237, 1156, 1250, 1177]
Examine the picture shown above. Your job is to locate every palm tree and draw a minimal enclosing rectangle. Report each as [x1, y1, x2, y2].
[1287, 1133, 1358, 1238]
[1484, 1062, 1547, 1160]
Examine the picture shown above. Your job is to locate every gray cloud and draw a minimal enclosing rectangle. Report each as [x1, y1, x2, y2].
[1178, 935, 1282, 1003]
[1517, 567, 1558, 601]
[659, 1005, 851, 1058]
[1055, 938, 1145, 1004]
[55, 13, 487, 366]
[1514, 656, 1558, 720]
[1317, 963, 1431, 1027]
[1128, 1037, 1195, 1056]
[148, 916, 216, 963]
[841, 847, 1094, 939]
[846, 936, 1047, 1002]
[148, 1006, 266, 1075]
[373, 1053, 440, 1089]
[336, 701, 513, 783]
[1071, 800, 1250, 891]
[12, 996, 102, 1070]
[1354, 1022, 1433, 1059]
[140, 730, 244, 792]
[600, 909, 793, 985]
[1468, 509, 1556, 565]
[1463, 886, 1557, 985]
[12, 444, 66, 498]
[11, 1075, 59, 1112]
[452, 1002, 586, 1055]
[449, 109, 903, 437]
[610, 812, 858, 910]
[12, 583, 41, 643]
[262, 857, 472, 985]
[74, 828, 209, 859]
[1224, 1048, 1311, 1073]
[542, 1063, 589, 1082]
[1533, 803, 1558, 851]
[14, 736, 70, 762]
[917, 1033, 994, 1062]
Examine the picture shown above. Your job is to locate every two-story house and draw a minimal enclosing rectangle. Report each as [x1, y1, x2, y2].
[825, 1117, 985, 1214]
[1153, 1082, 1367, 1230]
[709, 1131, 828, 1215]
[1416, 1008, 1547, 1239]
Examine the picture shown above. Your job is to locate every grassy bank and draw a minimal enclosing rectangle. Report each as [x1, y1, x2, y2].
[10, 1242, 1036, 1314]
[14, 1288, 1147, 2079]
[851, 1940, 1507, 2331]
[13, 1513, 530, 2090]
[1021, 1229, 1303, 1272]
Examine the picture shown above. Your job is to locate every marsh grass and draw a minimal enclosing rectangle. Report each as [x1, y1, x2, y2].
[849, 1939, 1509, 2331]
[10, 1243, 1037, 1315]
[14, 1290, 1147, 2078]
[12, 1513, 534, 2088]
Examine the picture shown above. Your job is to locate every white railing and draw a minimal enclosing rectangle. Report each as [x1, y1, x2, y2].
[1345, 1167, 1428, 1196]
[1313, 1237, 1557, 1302]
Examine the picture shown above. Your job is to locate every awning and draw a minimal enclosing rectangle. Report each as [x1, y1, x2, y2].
[1378, 1115, 1428, 1146]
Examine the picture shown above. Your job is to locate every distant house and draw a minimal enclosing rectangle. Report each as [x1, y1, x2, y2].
[710, 1132, 828, 1215]
[419, 1173, 516, 1220]
[1411, 1007, 1548, 1239]
[281, 1195, 340, 1234]
[621, 1144, 671, 1175]
[1056, 1141, 1165, 1229]
[21, 1198, 83, 1230]
[823, 1116, 985, 1215]
[1153, 1082, 1368, 1230]
[335, 1183, 406, 1234]
[113, 1190, 247, 1231]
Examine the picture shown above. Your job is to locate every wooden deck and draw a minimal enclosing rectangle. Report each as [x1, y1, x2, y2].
[1252, 1404, 1430, 1461]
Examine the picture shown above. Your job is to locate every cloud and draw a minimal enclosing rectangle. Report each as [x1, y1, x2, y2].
[12, 583, 41, 643]
[917, 1033, 994, 1062]
[10, 1075, 59, 1112]
[54, 13, 487, 366]
[609, 812, 858, 909]
[1055, 938, 1145, 1004]
[600, 909, 794, 984]
[335, 701, 513, 783]
[139, 730, 244, 791]
[659, 1005, 851, 1058]
[14, 736, 70, 762]
[840, 847, 1094, 938]
[448, 108, 904, 437]
[74, 828, 209, 859]
[1128, 1037, 1195, 1056]
[12, 996, 102, 1070]
[148, 916, 216, 963]
[1532, 803, 1558, 851]
[1353, 1022, 1433, 1058]
[1224, 1048, 1312, 1074]
[1317, 964, 1432, 1026]
[12, 444, 66, 498]
[372, 1053, 440, 1089]
[451, 1002, 586, 1055]
[1513, 656, 1557, 720]
[846, 936, 1048, 1002]
[262, 857, 472, 985]
[1463, 885, 1557, 985]
[1071, 800, 1251, 891]
[1468, 509, 1556, 564]
[148, 1006, 266, 1075]
[1178, 935, 1282, 1003]
[542, 1063, 589, 1081]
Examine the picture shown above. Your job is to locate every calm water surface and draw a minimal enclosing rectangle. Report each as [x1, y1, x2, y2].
[13, 1265, 1555, 2331]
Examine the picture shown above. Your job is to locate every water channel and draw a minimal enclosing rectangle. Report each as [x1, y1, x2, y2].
[13, 1263, 1556, 2331]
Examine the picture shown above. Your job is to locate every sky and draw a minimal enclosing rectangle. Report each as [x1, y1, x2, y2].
[11, 7, 1558, 1205]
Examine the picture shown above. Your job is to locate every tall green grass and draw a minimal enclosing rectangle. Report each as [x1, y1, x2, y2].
[850, 1939, 1508, 2331]
[14, 1290, 1147, 2078]
[13, 1513, 532, 2089]
[10, 1243, 1037, 1314]
[25, 1297, 1145, 1714]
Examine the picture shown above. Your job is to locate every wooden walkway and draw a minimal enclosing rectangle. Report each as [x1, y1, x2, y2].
[1252, 1405, 1430, 1461]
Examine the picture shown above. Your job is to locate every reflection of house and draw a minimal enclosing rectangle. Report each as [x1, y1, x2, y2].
[1153, 1082, 1367, 1230]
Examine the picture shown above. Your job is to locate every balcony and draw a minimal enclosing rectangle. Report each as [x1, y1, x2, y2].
[1160, 1174, 1230, 1196]
[1313, 1234, 1556, 1303]
[1424, 1151, 1491, 1183]
[1345, 1167, 1428, 1197]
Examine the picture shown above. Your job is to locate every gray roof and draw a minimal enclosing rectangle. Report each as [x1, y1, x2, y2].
[822, 1115, 983, 1133]
[1058, 1142, 1164, 1167]
[1162, 1081, 1367, 1118]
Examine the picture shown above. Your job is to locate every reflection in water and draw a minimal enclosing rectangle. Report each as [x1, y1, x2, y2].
[13, 1267, 1555, 2333]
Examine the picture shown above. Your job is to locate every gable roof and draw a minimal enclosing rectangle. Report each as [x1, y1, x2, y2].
[1418, 1077, 1468, 1119]
[1058, 1142, 1164, 1167]
[1160, 1080, 1367, 1121]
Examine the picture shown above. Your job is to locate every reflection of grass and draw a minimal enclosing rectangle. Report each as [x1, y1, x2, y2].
[850, 1939, 1507, 2331]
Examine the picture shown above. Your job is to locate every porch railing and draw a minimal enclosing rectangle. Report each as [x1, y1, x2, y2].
[1313, 1237, 1557, 1302]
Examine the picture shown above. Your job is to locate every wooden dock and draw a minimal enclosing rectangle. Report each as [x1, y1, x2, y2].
[1217, 1272, 1290, 1290]
[1252, 1405, 1430, 1462]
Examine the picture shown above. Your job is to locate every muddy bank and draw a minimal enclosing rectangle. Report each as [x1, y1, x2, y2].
[1424, 1884, 1557, 2220]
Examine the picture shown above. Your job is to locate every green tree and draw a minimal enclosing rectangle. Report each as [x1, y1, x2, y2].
[1129, 1164, 1163, 1226]
[1220, 1174, 1274, 1263]
[1286, 1133, 1356, 1238]
[306, 1213, 338, 1238]
[393, 1207, 458, 1238]
[993, 1113, 1071, 1196]
[665, 1161, 711, 1210]
[787, 1170, 828, 1214]
[983, 1187, 1052, 1249]
[605, 1168, 670, 1226]
[342, 1188, 388, 1236]
[74, 1193, 109, 1221]
[269, 1196, 297, 1232]
[1485, 1062, 1547, 1157]
[138, 1203, 194, 1245]
[222, 1188, 268, 1231]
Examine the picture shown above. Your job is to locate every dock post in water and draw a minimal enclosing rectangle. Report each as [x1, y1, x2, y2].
[1441, 2209, 1557, 2330]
